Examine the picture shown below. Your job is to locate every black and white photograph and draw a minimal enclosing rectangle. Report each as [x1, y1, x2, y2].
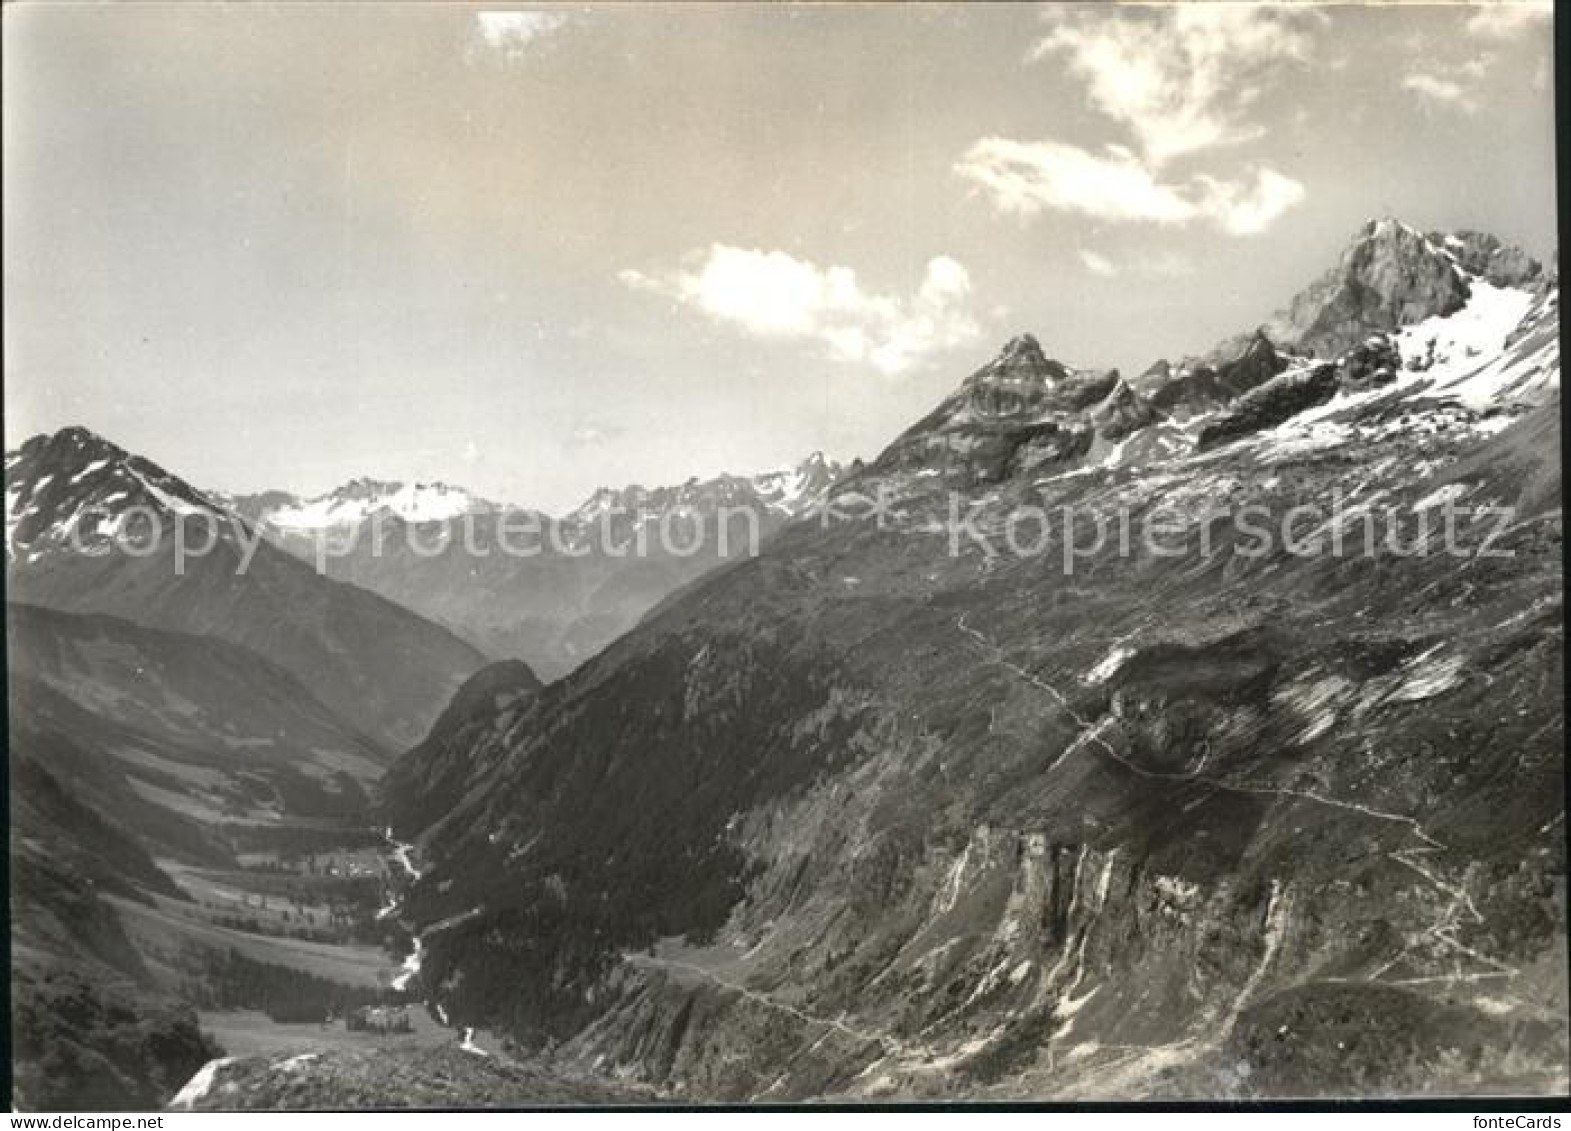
[4, 0, 1567, 1112]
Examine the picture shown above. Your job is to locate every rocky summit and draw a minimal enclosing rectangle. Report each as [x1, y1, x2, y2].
[1264, 218, 1475, 358]
[9, 4, 1561, 1112]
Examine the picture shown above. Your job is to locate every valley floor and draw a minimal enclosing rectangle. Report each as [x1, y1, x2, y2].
[40, 824, 531, 1109]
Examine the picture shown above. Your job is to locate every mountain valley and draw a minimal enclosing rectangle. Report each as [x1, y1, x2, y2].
[6, 218, 1566, 1107]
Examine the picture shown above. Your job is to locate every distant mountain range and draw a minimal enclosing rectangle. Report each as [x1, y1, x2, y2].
[5, 428, 488, 750]
[209, 453, 842, 679]
[5, 434, 843, 734]
[218, 479, 503, 533]
[3, 426, 845, 1106]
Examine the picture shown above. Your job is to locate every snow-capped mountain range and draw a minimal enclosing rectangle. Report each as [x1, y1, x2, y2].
[5, 427, 224, 562]
[213, 453, 841, 539]
[565, 452, 839, 528]
[6, 434, 846, 681]
[4, 431, 487, 750]
[9, 438, 842, 559]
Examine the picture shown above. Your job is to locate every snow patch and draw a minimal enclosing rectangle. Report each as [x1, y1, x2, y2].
[1085, 645, 1133, 685]
[126, 466, 211, 517]
[169, 1057, 236, 1109]
[1392, 646, 1466, 702]
[1396, 280, 1540, 408]
[391, 936, 423, 992]
[1413, 483, 1470, 511]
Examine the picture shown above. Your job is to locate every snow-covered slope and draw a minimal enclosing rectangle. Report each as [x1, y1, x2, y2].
[223, 478, 504, 532]
[5, 429, 487, 749]
[5, 428, 228, 563]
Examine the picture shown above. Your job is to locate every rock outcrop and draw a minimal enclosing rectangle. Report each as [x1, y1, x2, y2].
[1431, 229, 1543, 288]
[1142, 332, 1290, 418]
[1195, 362, 1339, 450]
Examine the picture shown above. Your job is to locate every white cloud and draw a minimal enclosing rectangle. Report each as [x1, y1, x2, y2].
[956, 137, 1304, 236]
[1193, 168, 1307, 236]
[621, 247, 980, 376]
[957, 139, 1191, 224]
[1402, 73, 1480, 113]
[960, 6, 1314, 239]
[473, 11, 569, 58]
[1465, 1, 1552, 40]
[1032, 5, 1323, 166]
[1398, 4, 1549, 113]
[1078, 250, 1117, 278]
[565, 419, 623, 449]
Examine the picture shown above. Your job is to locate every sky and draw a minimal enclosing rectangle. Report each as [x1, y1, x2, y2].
[3, 1, 1557, 513]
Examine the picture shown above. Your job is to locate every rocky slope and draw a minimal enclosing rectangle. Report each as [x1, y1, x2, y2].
[5, 435, 493, 1109]
[1264, 218, 1477, 358]
[11, 962, 220, 1112]
[8, 602, 388, 847]
[9, 711, 224, 1112]
[377, 660, 544, 839]
[373, 220, 1565, 1101]
[5, 429, 487, 748]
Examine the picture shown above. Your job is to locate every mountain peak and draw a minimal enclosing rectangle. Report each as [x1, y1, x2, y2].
[564, 453, 841, 531]
[250, 479, 501, 531]
[330, 476, 406, 500]
[1361, 215, 1423, 240]
[1262, 218, 1471, 359]
[969, 333, 1066, 390]
[46, 423, 120, 449]
[14, 425, 127, 468]
[998, 332, 1046, 362]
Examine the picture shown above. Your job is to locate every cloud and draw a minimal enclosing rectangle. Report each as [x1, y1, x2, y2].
[620, 247, 980, 376]
[1465, 1, 1552, 40]
[1192, 168, 1307, 236]
[1398, 4, 1548, 114]
[1032, 4, 1322, 166]
[959, 6, 1314, 239]
[565, 419, 623, 449]
[956, 137, 1304, 236]
[958, 139, 1189, 224]
[1078, 250, 1117, 278]
[1116, 252, 1201, 279]
[1402, 73, 1480, 113]
[473, 10, 569, 58]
